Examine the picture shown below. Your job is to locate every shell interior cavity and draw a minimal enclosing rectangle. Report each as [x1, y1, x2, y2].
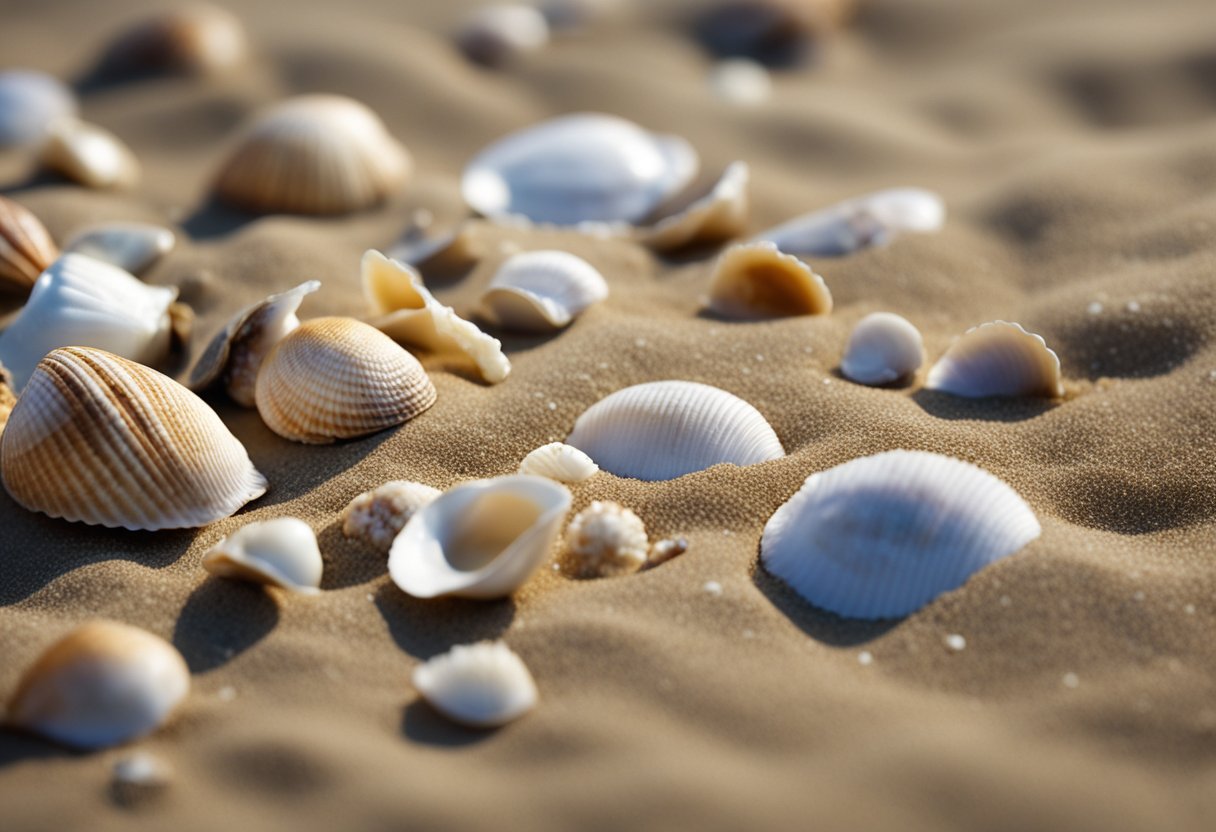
[477, 250, 609, 332]
[637, 161, 750, 252]
[412, 641, 538, 728]
[567, 380, 785, 481]
[0, 195, 59, 294]
[841, 312, 925, 386]
[202, 517, 323, 594]
[518, 442, 599, 483]
[63, 222, 176, 277]
[457, 4, 551, 67]
[706, 241, 832, 319]
[389, 474, 572, 599]
[760, 450, 1041, 620]
[925, 321, 1062, 399]
[755, 187, 945, 256]
[0, 70, 77, 147]
[342, 480, 443, 554]
[562, 500, 649, 578]
[41, 117, 141, 189]
[94, 4, 249, 78]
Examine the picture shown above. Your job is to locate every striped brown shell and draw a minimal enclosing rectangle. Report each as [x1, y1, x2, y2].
[0, 195, 58, 293]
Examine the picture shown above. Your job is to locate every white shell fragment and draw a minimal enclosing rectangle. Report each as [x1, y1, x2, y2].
[389, 475, 572, 599]
[518, 442, 599, 483]
[637, 161, 750, 252]
[841, 312, 925, 386]
[202, 517, 323, 594]
[342, 480, 443, 554]
[41, 118, 141, 189]
[389, 211, 481, 270]
[562, 500, 649, 578]
[0, 70, 77, 147]
[761, 450, 1041, 619]
[63, 223, 176, 277]
[755, 188, 945, 256]
[709, 59, 773, 105]
[412, 641, 537, 728]
[567, 380, 785, 481]
[925, 321, 1062, 399]
[478, 250, 609, 332]
[706, 241, 831, 319]
[457, 5, 550, 67]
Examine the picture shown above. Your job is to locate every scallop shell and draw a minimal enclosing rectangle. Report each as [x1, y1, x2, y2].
[706, 241, 831, 319]
[477, 250, 609, 332]
[566, 380, 785, 481]
[457, 5, 551, 67]
[342, 480, 443, 554]
[561, 500, 649, 578]
[363, 249, 511, 383]
[202, 517, 323, 594]
[462, 112, 699, 226]
[389, 475, 572, 599]
[7, 621, 190, 750]
[212, 95, 411, 216]
[41, 117, 141, 189]
[63, 223, 175, 277]
[925, 321, 1062, 399]
[0, 253, 177, 391]
[518, 442, 599, 483]
[1, 347, 267, 530]
[0, 70, 77, 147]
[94, 4, 249, 77]
[761, 450, 1041, 619]
[637, 161, 750, 252]
[0, 195, 58, 294]
[755, 187, 945, 256]
[841, 312, 925, 386]
[255, 317, 437, 444]
[412, 641, 537, 728]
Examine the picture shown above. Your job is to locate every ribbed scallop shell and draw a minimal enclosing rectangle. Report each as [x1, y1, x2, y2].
[202, 517, 323, 594]
[925, 321, 1062, 399]
[566, 380, 785, 481]
[1, 347, 267, 530]
[518, 442, 599, 483]
[0, 195, 58, 293]
[706, 241, 831, 319]
[755, 187, 944, 256]
[41, 117, 141, 189]
[841, 312, 924, 386]
[94, 4, 249, 77]
[412, 641, 538, 728]
[63, 222, 175, 277]
[213, 95, 411, 216]
[0, 70, 77, 147]
[561, 500, 649, 578]
[637, 161, 750, 252]
[478, 250, 609, 332]
[761, 450, 1041, 619]
[342, 480, 442, 554]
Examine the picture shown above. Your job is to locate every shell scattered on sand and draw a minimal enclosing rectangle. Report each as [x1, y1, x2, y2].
[388, 212, 483, 270]
[841, 312, 925, 386]
[518, 442, 599, 483]
[706, 241, 832, 319]
[478, 250, 609, 332]
[694, 0, 855, 68]
[40, 118, 141, 189]
[94, 4, 249, 77]
[755, 187, 945, 256]
[0, 195, 58, 294]
[561, 500, 649, 578]
[457, 4, 551, 67]
[709, 59, 772, 105]
[412, 641, 538, 728]
[0, 364, 15, 431]
[63, 222, 176, 277]
[0, 70, 77, 147]
[637, 161, 750, 252]
[203, 517, 323, 594]
[342, 480, 443, 554]
[111, 751, 174, 807]
[925, 321, 1062, 399]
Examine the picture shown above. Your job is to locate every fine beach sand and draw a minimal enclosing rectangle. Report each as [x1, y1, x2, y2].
[4, 0, 1216, 829]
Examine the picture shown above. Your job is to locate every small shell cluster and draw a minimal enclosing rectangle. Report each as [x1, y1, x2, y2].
[342, 480, 443, 554]
[203, 517, 323, 594]
[478, 250, 609, 332]
[0, 195, 58, 294]
[706, 241, 831, 319]
[0, 70, 76, 147]
[413, 641, 537, 728]
[518, 442, 599, 483]
[40, 117, 141, 189]
[561, 500, 649, 578]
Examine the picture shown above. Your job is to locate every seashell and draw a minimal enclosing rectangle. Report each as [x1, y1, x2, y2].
[693, 0, 855, 68]
[202, 517, 323, 594]
[457, 5, 550, 67]
[40, 118, 141, 190]
[637, 161, 750, 252]
[1, 347, 267, 530]
[412, 641, 537, 728]
[755, 187, 945, 256]
[760, 450, 1041, 619]
[0, 195, 58, 294]
[111, 751, 173, 807]
[925, 321, 1062, 399]
[477, 250, 608, 332]
[389, 211, 482, 271]
[706, 241, 831, 320]
[0, 362, 15, 432]
[189, 281, 319, 407]
[212, 95, 411, 216]
[63, 222, 175, 277]
[518, 442, 599, 483]
[255, 317, 437, 444]
[94, 4, 249, 78]
[342, 480, 443, 554]
[567, 380, 785, 481]
[389, 475, 572, 599]
[708, 59, 772, 105]
[462, 113, 699, 226]
[841, 312, 925, 386]
[0, 70, 77, 147]
[363, 250, 511, 383]
[647, 536, 688, 568]
[0, 253, 177, 391]
[561, 500, 649, 578]
[7, 621, 190, 750]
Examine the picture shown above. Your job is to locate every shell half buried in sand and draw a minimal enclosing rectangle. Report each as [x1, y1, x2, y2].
[761, 450, 1041, 620]
[342, 480, 443, 554]
[518, 442, 599, 483]
[202, 517, 323, 594]
[561, 500, 649, 578]
[925, 321, 1062, 399]
[841, 312, 925, 386]
[0, 195, 58, 294]
[0, 70, 77, 147]
[40, 117, 141, 189]
[754, 187, 944, 256]
[62, 222, 175, 277]
[412, 641, 538, 728]
[477, 250, 608, 332]
[637, 161, 750, 252]
[92, 4, 249, 78]
[706, 241, 832, 320]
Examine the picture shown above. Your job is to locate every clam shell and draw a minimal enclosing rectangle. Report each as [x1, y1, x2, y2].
[477, 250, 608, 332]
[7, 621, 189, 750]
[0, 70, 77, 147]
[925, 321, 1062, 399]
[462, 113, 699, 226]
[518, 442, 599, 483]
[561, 500, 649, 578]
[637, 161, 750, 252]
[457, 5, 550, 67]
[566, 380, 785, 481]
[213, 95, 411, 216]
[1, 347, 267, 530]
[761, 450, 1041, 619]
[342, 480, 443, 554]
[111, 751, 173, 807]
[255, 317, 437, 444]
[202, 517, 323, 594]
[94, 4, 249, 77]
[0, 195, 58, 294]
[41, 117, 141, 189]
[755, 187, 945, 256]
[63, 223, 175, 277]
[389, 474, 572, 599]
[706, 241, 831, 319]
[840, 312, 925, 386]
[412, 641, 537, 728]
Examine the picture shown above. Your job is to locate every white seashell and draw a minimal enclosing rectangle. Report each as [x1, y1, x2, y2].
[342, 480, 443, 554]
[457, 5, 550, 67]
[841, 312, 924, 386]
[40, 118, 141, 190]
[561, 500, 649, 578]
[567, 380, 785, 481]
[412, 641, 537, 728]
[755, 187, 945, 256]
[0, 253, 177, 391]
[462, 113, 699, 226]
[708, 59, 772, 105]
[363, 249, 511, 383]
[7, 621, 190, 750]
[0, 195, 58, 295]
[518, 442, 599, 483]
[647, 536, 688, 568]
[0, 70, 77, 147]
[477, 250, 608, 332]
[706, 241, 831, 319]
[637, 161, 750, 252]
[111, 751, 173, 806]
[389, 474, 572, 599]
[925, 321, 1062, 399]
[63, 223, 175, 277]
[94, 4, 249, 77]
[761, 450, 1041, 619]
[202, 517, 323, 594]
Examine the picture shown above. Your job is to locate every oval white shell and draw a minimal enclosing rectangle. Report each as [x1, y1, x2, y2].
[925, 321, 1062, 399]
[637, 161, 750, 252]
[841, 312, 924, 385]
[41, 118, 141, 189]
[567, 380, 785, 481]
[412, 641, 537, 728]
[709, 59, 773, 105]
[755, 187, 945, 256]
[518, 442, 599, 483]
[562, 500, 649, 578]
[63, 223, 176, 276]
[478, 250, 608, 332]
[389, 475, 572, 600]
[457, 5, 550, 66]
[706, 241, 831, 319]
[0, 70, 77, 147]
[342, 480, 443, 554]
[202, 517, 323, 594]
[761, 450, 1041, 619]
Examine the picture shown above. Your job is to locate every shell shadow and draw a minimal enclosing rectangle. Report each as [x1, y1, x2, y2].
[172, 577, 279, 673]
[753, 563, 902, 647]
[317, 521, 387, 590]
[829, 365, 918, 391]
[180, 197, 259, 241]
[0, 732, 74, 770]
[912, 389, 1057, 422]
[1051, 315, 1205, 380]
[373, 582, 515, 661]
[400, 699, 501, 748]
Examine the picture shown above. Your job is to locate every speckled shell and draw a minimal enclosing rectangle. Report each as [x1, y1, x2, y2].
[841, 312, 925, 386]
[518, 442, 599, 483]
[94, 4, 249, 77]
[638, 161, 750, 252]
[40, 118, 141, 189]
[561, 500, 649, 578]
[202, 517, 323, 594]
[63, 223, 175, 276]
[478, 250, 609, 332]
[0, 70, 77, 147]
[755, 187, 944, 256]
[0, 195, 58, 293]
[925, 321, 1062, 399]
[761, 450, 1041, 619]
[457, 5, 550, 67]
[706, 241, 831, 319]
[342, 480, 443, 554]
[412, 641, 538, 728]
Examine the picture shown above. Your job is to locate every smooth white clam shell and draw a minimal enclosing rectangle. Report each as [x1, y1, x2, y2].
[63, 223, 176, 276]
[41, 117, 141, 189]
[412, 641, 537, 728]
[925, 321, 1062, 399]
[478, 250, 609, 332]
[755, 187, 945, 256]
[518, 442, 599, 483]
[203, 517, 323, 594]
[0, 70, 77, 147]
[841, 312, 925, 385]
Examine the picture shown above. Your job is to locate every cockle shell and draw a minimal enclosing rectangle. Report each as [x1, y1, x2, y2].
[841, 312, 925, 386]
[389, 475, 572, 599]
[255, 317, 437, 444]
[755, 187, 945, 256]
[412, 641, 537, 728]
[457, 5, 551, 67]
[760, 450, 1041, 619]
[567, 380, 785, 481]
[925, 321, 1062, 399]
[202, 517, 323, 594]
[63, 223, 175, 277]
[637, 161, 750, 252]
[363, 249, 511, 383]
[41, 118, 141, 189]
[1, 347, 267, 530]
[94, 4, 249, 77]
[561, 500, 649, 578]
[7, 621, 189, 750]
[477, 250, 609, 332]
[0, 70, 77, 147]
[706, 241, 831, 319]
[0, 195, 58, 294]
[213, 95, 411, 216]
[518, 442, 599, 483]
[342, 480, 443, 554]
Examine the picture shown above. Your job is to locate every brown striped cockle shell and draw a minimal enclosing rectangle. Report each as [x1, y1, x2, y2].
[254, 317, 436, 444]
[0, 195, 58, 294]
[0, 348, 267, 530]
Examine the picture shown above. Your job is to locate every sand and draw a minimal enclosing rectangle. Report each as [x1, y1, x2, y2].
[3, 0, 1216, 829]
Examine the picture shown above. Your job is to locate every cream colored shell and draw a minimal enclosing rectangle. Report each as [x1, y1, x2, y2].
[841, 312, 925, 386]
[412, 641, 538, 728]
[706, 241, 831, 319]
[925, 321, 1062, 399]
[41, 117, 141, 189]
[561, 500, 649, 578]
[517, 442, 599, 483]
[342, 480, 443, 554]
[478, 250, 609, 332]
[638, 161, 750, 252]
[63, 222, 175, 276]
[202, 517, 323, 594]
[0, 195, 58, 293]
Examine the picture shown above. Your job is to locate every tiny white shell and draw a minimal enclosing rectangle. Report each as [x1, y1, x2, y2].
[709, 59, 772, 105]
[342, 480, 443, 554]
[518, 442, 599, 483]
[457, 5, 550, 66]
[706, 241, 831, 319]
[478, 250, 608, 332]
[637, 161, 750, 252]
[841, 312, 924, 386]
[561, 500, 649, 578]
[111, 750, 174, 805]
[0, 70, 77, 147]
[412, 641, 537, 728]
[925, 321, 1062, 399]
[41, 118, 141, 189]
[63, 223, 176, 276]
[755, 187, 944, 256]
[202, 517, 323, 594]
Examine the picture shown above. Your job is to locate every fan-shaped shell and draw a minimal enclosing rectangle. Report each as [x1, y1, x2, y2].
[457, 5, 550, 67]
[94, 4, 249, 77]
[755, 187, 944, 256]
[412, 641, 537, 728]
[0, 195, 58, 294]
[561, 500, 649, 578]
[706, 241, 831, 319]
[202, 517, 323, 594]
[761, 450, 1041, 619]
[638, 161, 750, 252]
[0, 70, 76, 147]
[518, 442, 599, 483]
[841, 312, 924, 386]
[41, 118, 141, 189]
[925, 321, 1062, 399]
[63, 223, 175, 277]
[478, 250, 609, 332]
[342, 480, 443, 554]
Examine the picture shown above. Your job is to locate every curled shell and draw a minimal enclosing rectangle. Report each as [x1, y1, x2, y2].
[841, 312, 925, 386]
[925, 321, 1062, 399]
[1, 347, 267, 530]
[94, 4, 249, 77]
[706, 241, 831, 319]
[567, 380, 785, 481]
[0, 70, 77, 147]
[457, 5, 550, 67]
[518, 442, 599, 483]
[63, 223, 175, 277]
[7, 621, 189, 750]
[755, 187, 945, 256]
[342, 480, 443, 554]
[0, 195, 58, 294]
[255, 317, 437, 444]
[477, 250, 608, 332]
[638, 161, 750, 252]
[41, 118, 141, 189]
[389, 475, 572, 599]
[202, 517, 323, 594]
[561, 500, 649, 578]
[412, 641, 537, 728]
[761, 450, 1041, 619]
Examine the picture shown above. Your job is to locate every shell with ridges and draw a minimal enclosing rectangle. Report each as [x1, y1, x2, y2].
[0, 70, 77, 147]
[94, 4, 249, 77]
[925, 321, 1062, 399]
[706, 241, 831, 319]
[477, 250, 608, 332]
[0, 195, 58, 293]
[562, 500, 649, 578]
[342, 480, 443, 554]
[202, 517, 323, 594]
[518, 442, 599, 483]
[41, 117, 141, 189]
[412, 641, 537, 728]
[841, 312, 925, 386]
[638, 161, 750, 252]
[63, 223, 175, 277]
[0, 362, 16, 432]
[755, 187, 944, 256]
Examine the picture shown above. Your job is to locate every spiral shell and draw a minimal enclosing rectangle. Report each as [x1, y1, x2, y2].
[0, 195, 58, 294]
[840, 312, 924, 386]
[518, 442, 599, 483]
[925, 321, 1062, 399]
[202, 517, 323, 594]
[706, 241, 831, 319]
[477, 250, 609, 332]
[412, 641, 537, 728]
[40, 117, 141, 190]
[342, 480, 442, 554]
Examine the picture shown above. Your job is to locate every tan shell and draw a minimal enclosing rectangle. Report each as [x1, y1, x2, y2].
[0, 347, 267, 530]
[342, 480, 442, 554]
[95, 4, 249, 77]
[561, 500, 649, 578]
[0, 362, 15, 432]
[638, 161, 750, 252]
[41, 117, 141, 189]
[0, 195, 58, 293]
[706, 241, 831, 319]
[255, 317, 437, 444]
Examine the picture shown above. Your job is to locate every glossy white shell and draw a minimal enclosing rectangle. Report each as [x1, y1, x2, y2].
[925, 321, 1062, 399]
[41, 118, 141, 189]
[709, 59, 773, 105]
[63, 223, 175, 276]
[706, 241, 831, 319]
[412, 641, 537, 728]
[841, 312, 925, 385]
[0, 70, 77, 147]
[202, 517, 323, 594]
[755, 187, 945, 256]
[637, 161, 750, 252]
[342, 480, 443, 554]
[457, 5, 550, 66]
[562, 500, 649, 578]
[518, 442, 599, 483]
[478, 250, 608, 332]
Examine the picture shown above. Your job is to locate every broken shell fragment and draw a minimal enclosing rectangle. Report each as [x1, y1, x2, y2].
[925, 321, 1062, 399]
[638, 161, 750, 252]
[389, 211, 482, 271]
[755, 187, 945, 256]
[63, 223, 175, 277]
[478, 250, 609, 332]
[841, 312, 925, 386]
[706, 241, 831, 319]
[561, 500, 649, 578]
[94, 4, 249, 78]
[518, 442, 599, 483]
[457, 5, 550, 67]
[202, 517, 323, 594]
[41, 118, 141, 189]
[342, 480, 443, 554]
[0, 195, 58, 294]
[0, 70, 77, 147]
[412, 641, 537, 728]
